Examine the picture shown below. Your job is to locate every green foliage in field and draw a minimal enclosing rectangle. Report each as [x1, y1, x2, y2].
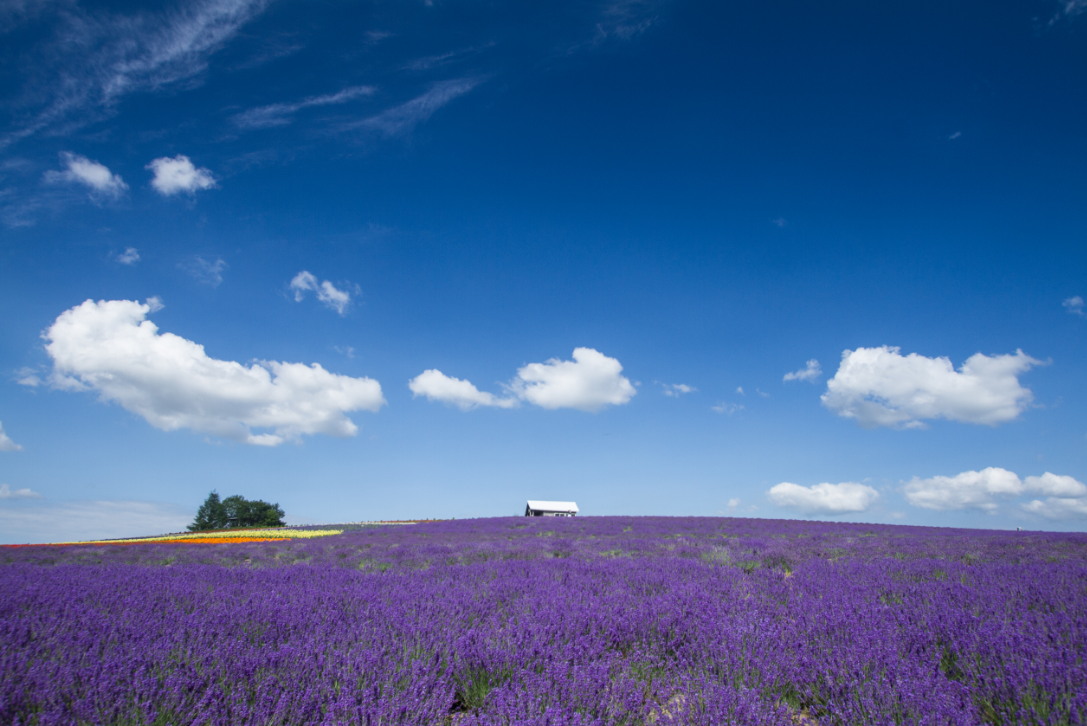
[188, 491, 286, 531]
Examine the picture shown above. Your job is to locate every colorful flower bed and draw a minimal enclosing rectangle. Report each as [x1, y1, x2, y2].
[108, 536, 292, 545]
[1, 517, 1085, 725]
[60, 527, 344, 545]
[0, 528, 346, 548]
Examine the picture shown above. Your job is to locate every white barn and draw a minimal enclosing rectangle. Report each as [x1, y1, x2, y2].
[525, 500, 579, 517]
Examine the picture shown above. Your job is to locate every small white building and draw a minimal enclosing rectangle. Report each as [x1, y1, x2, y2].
[525, 500, 579, 517]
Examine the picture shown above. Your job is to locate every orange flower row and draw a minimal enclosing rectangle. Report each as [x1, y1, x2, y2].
[3, 537, 290, 548]
[104, 537, 291, 545]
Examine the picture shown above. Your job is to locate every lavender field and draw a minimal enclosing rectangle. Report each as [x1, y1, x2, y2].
[2, 518, 1085, 726]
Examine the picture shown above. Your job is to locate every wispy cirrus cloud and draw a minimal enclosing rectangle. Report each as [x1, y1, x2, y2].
[598, 0, 663, 40]
[347, 78, 483, 138]
[0, 0, 52, 33]
[364, 30, 393, 44]
[1048, 0, 1087, 26]
[402, 44, 495, 72]
[2, 0, 271, 147]
[554, 0, 669, 56]
[181, 256, 227, 287]
[231, 85, 376, 130]
[230, 36, 305, 71]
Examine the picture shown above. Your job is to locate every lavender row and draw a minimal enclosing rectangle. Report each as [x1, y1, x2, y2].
[2, 517, 1086, 725]
[4, 516, 1085, 570]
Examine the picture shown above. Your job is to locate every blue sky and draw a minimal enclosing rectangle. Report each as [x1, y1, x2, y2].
[2, 0, 1087, 542]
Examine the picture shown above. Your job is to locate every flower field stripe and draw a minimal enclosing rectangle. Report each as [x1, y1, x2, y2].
[43, 527, 344, 546]
[0, 537, 291, 547]
[1, 517, 1085, 725]
[102, 536, 292, 545]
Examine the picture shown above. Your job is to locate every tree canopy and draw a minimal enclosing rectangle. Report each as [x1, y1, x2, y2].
[188, 491, 285, 531]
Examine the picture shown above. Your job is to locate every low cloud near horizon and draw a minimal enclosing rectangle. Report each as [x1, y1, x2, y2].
[0, 499, 192, 545]
[904, 468, 1087, 518]
[44, 299, 385, 446]
[767, 481, 880, 515]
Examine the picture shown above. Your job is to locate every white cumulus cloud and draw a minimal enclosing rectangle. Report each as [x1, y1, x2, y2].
[821, 346, 1040, 429]
[44, 299, 385, 446]
[901, 468, 1086, 514]
[409, 370, 518, 410]
[768, 481, 879, 515]
[411, 348, 635, 413]
[0, 421, 23, 452]
[289, 271, 352, 315]
[903, 468, 1023, 512]
[1064, 296, 1085, 317]
[43, 152, 128, 199]
[511, 348, 636, 412]
[117, 247, 140, 265]
[783, 359, 821, 382]
[146, 155, 217, 196]
[1022, 497, 1087, 521]
[0, 483, 40, 499]
[1024, 472, 1087, 497]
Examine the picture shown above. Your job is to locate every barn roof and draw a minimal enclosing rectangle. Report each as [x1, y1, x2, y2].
[526, 500, 579, 512]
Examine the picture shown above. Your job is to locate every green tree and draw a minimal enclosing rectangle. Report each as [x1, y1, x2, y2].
[188, 492, 285, 531]
[188, 491, 228, 531]
[222, 495, 286, 528]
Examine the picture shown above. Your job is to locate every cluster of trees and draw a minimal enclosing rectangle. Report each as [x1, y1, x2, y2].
[188, 491, 286, 531]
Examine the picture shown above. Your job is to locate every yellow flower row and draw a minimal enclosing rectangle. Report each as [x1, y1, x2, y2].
[54, 529, 344, 545]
